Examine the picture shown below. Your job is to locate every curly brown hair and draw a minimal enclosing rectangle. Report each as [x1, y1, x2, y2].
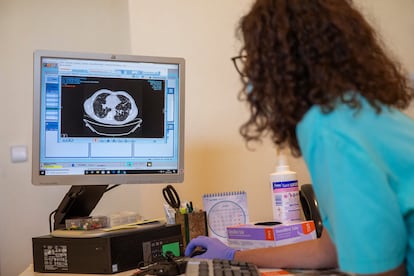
[237, 0, 414, 157]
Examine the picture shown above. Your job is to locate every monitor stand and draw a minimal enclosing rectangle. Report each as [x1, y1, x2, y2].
[53, 185, 108, 230]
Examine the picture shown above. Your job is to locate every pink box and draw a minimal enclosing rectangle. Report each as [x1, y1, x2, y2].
[227, 220, 316, 250]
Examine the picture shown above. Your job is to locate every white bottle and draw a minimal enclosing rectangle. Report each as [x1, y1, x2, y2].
[270, 154, 301, 223]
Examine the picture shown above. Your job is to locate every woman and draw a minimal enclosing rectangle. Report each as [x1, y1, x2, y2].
[185, 0, 414, 275]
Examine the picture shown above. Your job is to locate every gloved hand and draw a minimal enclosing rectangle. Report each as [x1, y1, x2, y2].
[184, 236, 237, 260]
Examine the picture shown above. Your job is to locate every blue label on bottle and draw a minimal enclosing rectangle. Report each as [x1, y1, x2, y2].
[272, 180, 298, 189]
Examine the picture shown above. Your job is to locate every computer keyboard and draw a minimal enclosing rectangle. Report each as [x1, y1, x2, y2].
[185, 258, 260, 276]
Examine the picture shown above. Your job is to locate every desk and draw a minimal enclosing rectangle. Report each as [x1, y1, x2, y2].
[21, 265, 295, 276]
[21, 264, 350, 276]
[20, 264, 136, 276]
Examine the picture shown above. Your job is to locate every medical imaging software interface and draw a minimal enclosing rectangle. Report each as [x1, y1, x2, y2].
[38, 57, 181, 176]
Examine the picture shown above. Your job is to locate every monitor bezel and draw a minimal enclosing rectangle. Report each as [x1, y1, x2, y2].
[32, 50, 185, 186]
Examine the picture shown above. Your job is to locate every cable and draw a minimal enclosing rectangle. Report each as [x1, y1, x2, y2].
[105, 184, 120, 193]
[48, 208, 58, 233]
[134, 252, 187, 276]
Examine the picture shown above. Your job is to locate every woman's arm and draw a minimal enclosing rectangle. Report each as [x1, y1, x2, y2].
[234, 229, 338, 269]
[185, 229, 338, 269]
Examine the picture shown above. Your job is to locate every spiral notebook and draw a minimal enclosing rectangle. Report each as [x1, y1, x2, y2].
[202, 191, 249, 243]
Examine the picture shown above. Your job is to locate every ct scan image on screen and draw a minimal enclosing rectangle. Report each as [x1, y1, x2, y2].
[60, 76, 165, 138]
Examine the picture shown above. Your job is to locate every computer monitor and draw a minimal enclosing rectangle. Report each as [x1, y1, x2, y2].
[32, 50, 185, 187]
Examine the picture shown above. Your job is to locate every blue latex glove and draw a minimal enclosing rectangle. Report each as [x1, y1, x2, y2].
[185, 236, 236, 260]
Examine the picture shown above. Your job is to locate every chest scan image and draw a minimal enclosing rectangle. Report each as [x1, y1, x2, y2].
[84, 89, 139, 125]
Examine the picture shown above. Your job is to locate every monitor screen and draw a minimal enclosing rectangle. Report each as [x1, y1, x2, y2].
[32, 50, 185, 186]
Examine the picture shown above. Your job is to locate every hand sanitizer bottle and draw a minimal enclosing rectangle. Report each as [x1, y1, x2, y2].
[270, 153, 301, 223]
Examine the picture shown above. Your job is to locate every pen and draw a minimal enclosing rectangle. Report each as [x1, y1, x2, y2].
[186, 201, 194, 213]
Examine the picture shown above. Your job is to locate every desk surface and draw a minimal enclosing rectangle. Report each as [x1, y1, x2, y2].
[21, 264, 349, 276]
[21, 264, 294, 276]
[20, 264, 136, 276]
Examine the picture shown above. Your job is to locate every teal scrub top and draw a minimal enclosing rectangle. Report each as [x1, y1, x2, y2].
[297, 96, 414, 275]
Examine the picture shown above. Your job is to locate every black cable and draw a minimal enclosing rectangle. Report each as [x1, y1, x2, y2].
[48, 208, 58, 233]
[105, 184, 120, 193]
[134, 252, 186, 276]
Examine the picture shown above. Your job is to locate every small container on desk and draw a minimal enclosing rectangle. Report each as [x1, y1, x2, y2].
[175, 211, 208, 248]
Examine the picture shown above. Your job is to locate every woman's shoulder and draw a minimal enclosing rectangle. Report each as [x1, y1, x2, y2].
[298, 94, 402, 133]
[297, 94, 414, 155]
[298, 100, 359, 135]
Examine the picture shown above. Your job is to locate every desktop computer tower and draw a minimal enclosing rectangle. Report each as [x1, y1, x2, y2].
[32, 224, 183, 274]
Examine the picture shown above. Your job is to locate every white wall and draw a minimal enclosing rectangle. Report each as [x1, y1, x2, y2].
[0, 0, 413, 275]
[122, 0, 310, 226]
[0, 1, 131, 275]
[355, 0, 414, 117]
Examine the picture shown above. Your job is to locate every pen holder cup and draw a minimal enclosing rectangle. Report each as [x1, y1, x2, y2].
[175, 211, 208, 249]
